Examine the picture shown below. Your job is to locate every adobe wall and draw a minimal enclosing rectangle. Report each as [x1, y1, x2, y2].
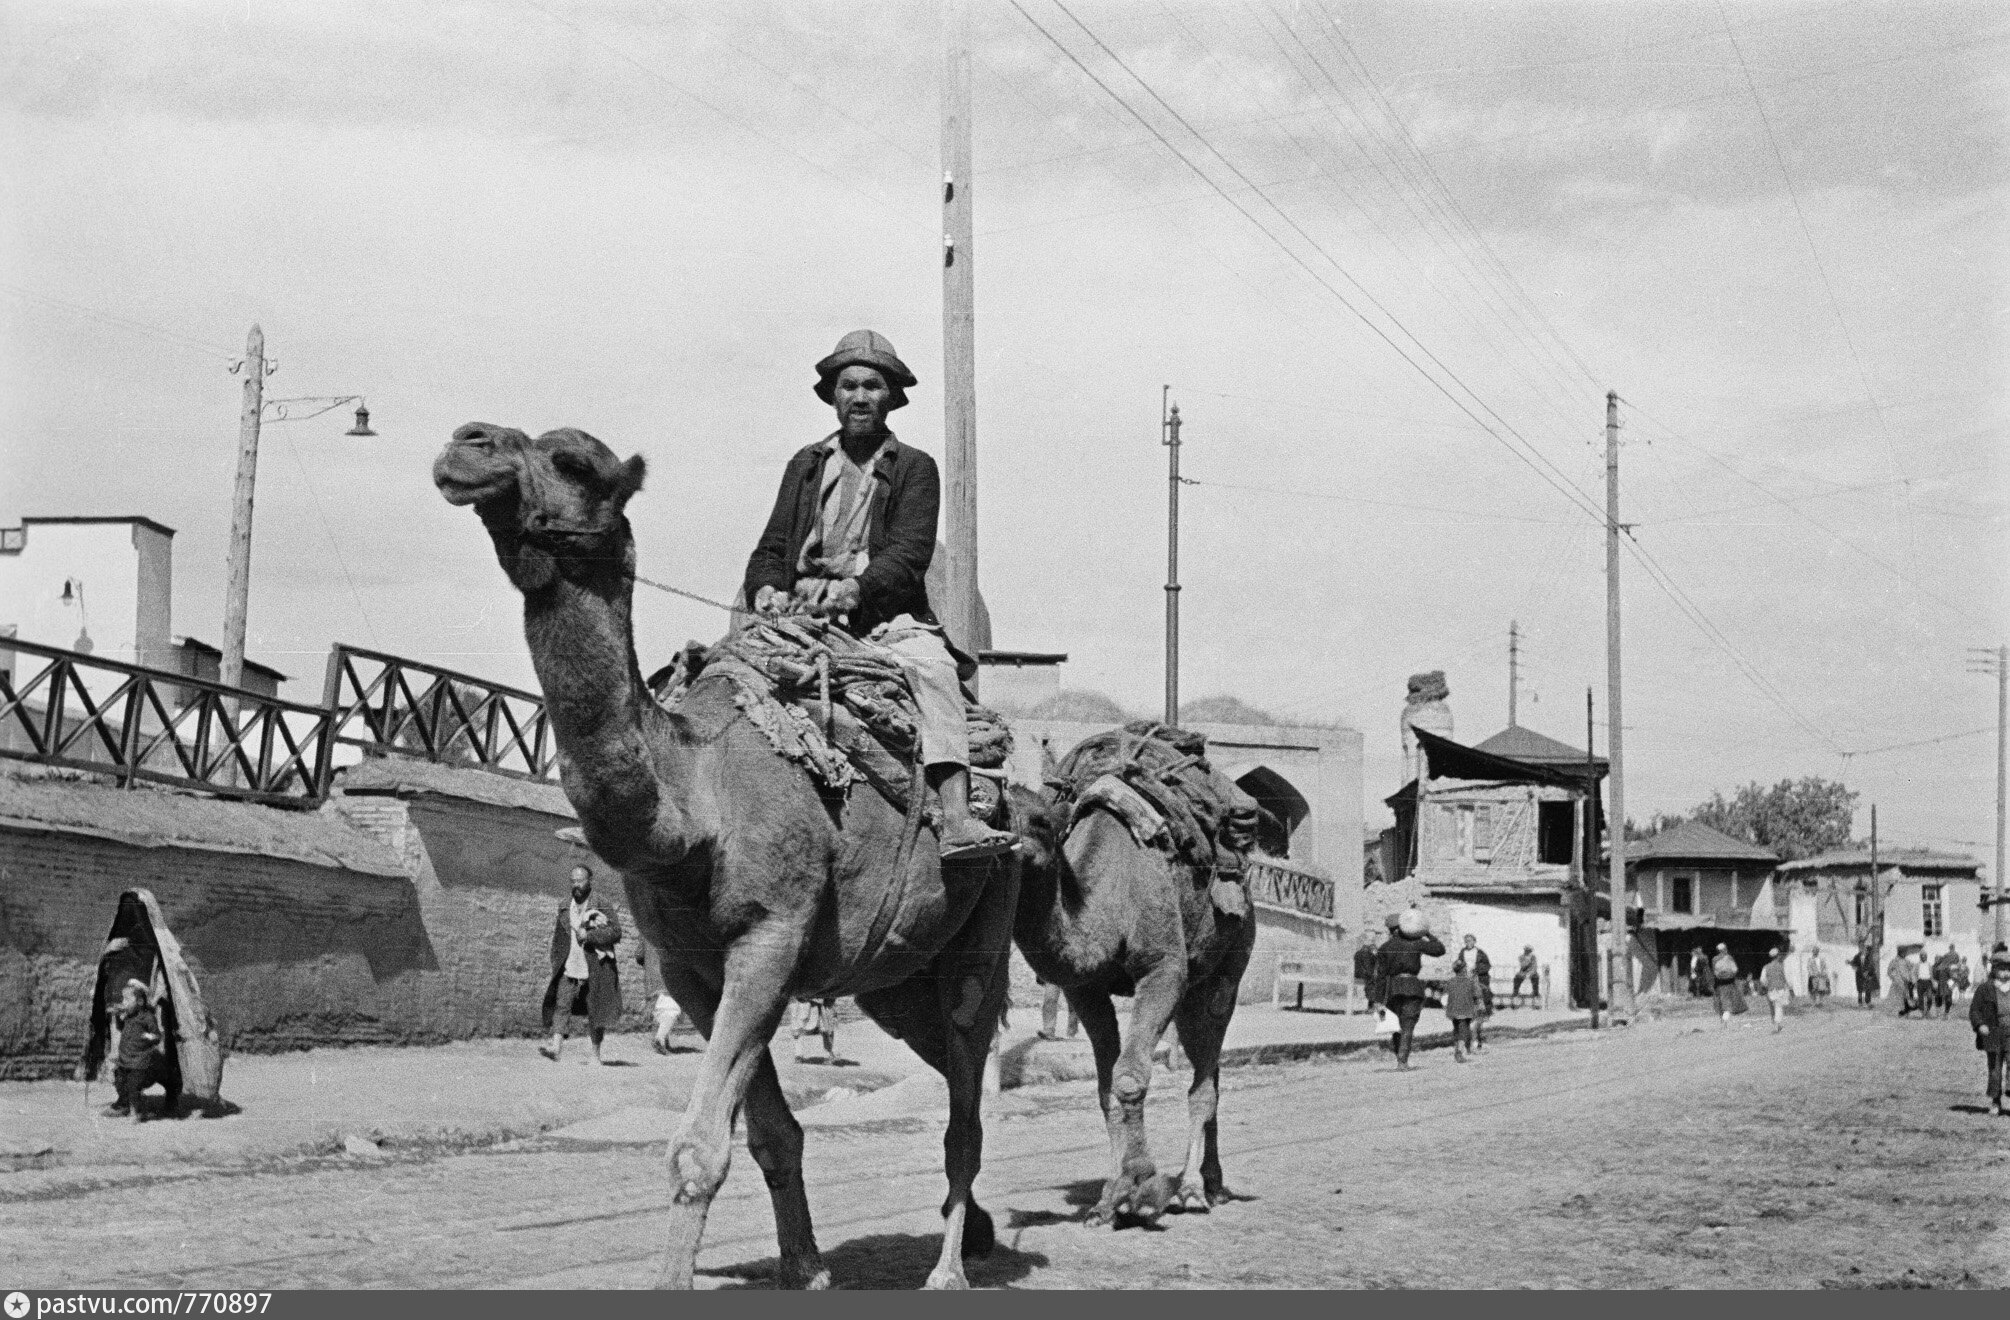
[0, 776, 655, 1079]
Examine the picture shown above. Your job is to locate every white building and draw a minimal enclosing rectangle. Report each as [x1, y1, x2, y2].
[0, 516, 176, 670]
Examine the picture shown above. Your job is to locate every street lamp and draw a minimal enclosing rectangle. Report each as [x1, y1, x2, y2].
[221, 324, 381, 691]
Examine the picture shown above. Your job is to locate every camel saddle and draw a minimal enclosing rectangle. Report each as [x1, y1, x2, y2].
[647, 616, 1012, 826]
[1046, 721, 1264, 918]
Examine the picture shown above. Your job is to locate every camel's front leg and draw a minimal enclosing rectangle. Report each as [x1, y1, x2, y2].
[1094, 956, 1185, 1225]
[656, 930, 798, 1290]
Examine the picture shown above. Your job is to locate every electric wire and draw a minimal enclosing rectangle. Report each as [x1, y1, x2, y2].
[1, 283, 239, 360]
[1714, 1, 1902, 487]
[1011, 0, 1611, 529]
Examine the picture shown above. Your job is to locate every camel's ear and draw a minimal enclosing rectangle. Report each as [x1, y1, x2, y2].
[616, 454, 647, 501]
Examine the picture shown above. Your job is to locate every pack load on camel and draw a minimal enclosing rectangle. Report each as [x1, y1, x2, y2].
[83, 889, 225, 1115]
[1046, 721, 1264, 918]
[648, 615, 1015, 830]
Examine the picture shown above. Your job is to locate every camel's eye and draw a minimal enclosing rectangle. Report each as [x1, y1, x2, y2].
[552, 451, 594, 479]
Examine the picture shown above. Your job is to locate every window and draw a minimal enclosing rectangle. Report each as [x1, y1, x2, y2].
[1922, 884, 1944, 938]
[1455, 806, 1475, 859]
[1671, 876, 1694, 914]
[1854, 889, 1870, 932]
[1537, 800, 1574, 864]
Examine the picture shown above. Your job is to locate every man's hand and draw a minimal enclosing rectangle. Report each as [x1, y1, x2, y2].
[824, 578, 862, 617]
[754, 585, 785, 615]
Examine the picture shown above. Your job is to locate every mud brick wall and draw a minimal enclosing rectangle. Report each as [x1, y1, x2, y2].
[335, 791, 656, 1041]
[0, 787, 655, 1079]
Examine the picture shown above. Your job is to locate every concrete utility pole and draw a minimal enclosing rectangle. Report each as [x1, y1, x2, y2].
[222, 323, 266, 693]
[1164, 389, 1182, 727]
[940, 0, 980, 680]
[1605, 390, 1635, 1020]
[1508, 619, 1520, 727]
[1971, 645, 2008, 945]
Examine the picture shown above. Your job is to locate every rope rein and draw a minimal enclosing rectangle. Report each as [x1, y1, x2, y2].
[628, 572, 748, 618]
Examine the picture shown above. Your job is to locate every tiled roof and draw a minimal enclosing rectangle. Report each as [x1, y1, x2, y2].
[1473, 724, 1606, 767]
[1627, 819, 1778, 864]
[1776, 846, 1981, 875]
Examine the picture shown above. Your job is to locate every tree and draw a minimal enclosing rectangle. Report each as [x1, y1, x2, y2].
[1686, 778, 1857, 862]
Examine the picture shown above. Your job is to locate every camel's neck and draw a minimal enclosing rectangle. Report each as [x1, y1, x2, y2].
[520, 541, 695, 866]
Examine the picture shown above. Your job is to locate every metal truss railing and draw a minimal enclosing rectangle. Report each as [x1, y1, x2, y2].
[319, 644, 557, 794]
[0, 637, 333, 805]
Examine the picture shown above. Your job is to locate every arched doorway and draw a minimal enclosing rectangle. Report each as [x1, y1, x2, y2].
[1235, 766, 1309, 858]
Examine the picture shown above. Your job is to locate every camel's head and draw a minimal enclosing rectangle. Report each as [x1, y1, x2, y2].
[434, 423, 647, 594]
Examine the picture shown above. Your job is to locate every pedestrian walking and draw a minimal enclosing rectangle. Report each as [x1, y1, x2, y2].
[1445, 961, 1481, 1063]
[1511, 945, 1540, 1008]
[1690, 947, 1712, 999]
[1967, 953, 2010, 1118]
[1891, 949, 1920, 1017]
[1849, 944, 1879, 1007]
[1458, 934, 1493, 1018]
[1711, 944, 1747, 1024]
[1037, 979, 1079, 1041]
[1805, 947, 1832, 1008]
[539, 864, 623, 1064]
[1915, 952, 1938, 1019]
[793, 997, 838, 1061]
[1377, 909, 1446, 1070]
[1761, 946, 1794, 1031]
[1932, 947, 1961, 1018]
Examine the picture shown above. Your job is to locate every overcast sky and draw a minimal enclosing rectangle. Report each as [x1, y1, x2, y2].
[3, 0, 2004, 856]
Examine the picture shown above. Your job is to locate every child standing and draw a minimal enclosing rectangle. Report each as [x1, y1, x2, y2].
[1446, 962, 1481, 1063]
[106, 980, 172, 1120]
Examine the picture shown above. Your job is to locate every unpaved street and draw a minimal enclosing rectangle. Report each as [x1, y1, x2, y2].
[7, 1008, 2005, 1289]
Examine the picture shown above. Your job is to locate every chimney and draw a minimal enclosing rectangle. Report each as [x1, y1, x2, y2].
[1400, 670, 1452, 787]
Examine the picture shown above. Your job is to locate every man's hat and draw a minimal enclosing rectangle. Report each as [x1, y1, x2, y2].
[1991, 953, 2010, 972]
[815, 330, 916, 411]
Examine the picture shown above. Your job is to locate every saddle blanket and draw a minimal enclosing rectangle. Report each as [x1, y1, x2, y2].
[648, 616, 1012, 823]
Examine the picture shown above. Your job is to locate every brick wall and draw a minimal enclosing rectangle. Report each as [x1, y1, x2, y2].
[0, 786, 656, 1079]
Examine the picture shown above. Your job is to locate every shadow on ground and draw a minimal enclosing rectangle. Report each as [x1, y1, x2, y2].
[700, 1231, 1047, 1289]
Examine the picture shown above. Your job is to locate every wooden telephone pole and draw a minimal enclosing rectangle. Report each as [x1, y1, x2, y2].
[941, 0, 980, 681]
[222, 324, 266, 693]
[1164, 389, 1181, 727]
[1508, 619, 1520, 727]
[1605, 390, 1636, 1021]
[1971, 645, 2008, 945]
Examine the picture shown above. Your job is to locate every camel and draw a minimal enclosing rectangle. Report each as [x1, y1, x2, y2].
[1015, 786, 1257, 1224]
[433, 422, 1022, 1290]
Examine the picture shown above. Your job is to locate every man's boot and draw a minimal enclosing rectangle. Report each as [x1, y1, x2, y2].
[539, 1032, 563, 1062]
[932, 765, 1015, 861]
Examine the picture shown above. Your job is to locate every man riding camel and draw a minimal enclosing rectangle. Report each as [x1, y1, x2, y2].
[743, 329, 1015, 862]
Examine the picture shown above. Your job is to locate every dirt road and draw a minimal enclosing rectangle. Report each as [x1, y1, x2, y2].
[6, 1008, 2004, 1288]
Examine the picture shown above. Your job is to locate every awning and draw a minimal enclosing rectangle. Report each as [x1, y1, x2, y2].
[1412, 727, 1592, 790]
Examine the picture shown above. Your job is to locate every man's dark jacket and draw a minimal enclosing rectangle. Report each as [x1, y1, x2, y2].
[742, 433, 940, 638]
[1971, 979, 2008, 1053]
[1376, 932, 1446, 1002]
[542, 899, 624, 1032]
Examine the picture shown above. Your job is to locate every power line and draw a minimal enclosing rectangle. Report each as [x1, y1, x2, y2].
[1181, 475, 1580, 523]
[1011, 0, 1610, 529]
[1, 284, 238, 360]
[1713, 1, 1901, 488]
[1618, 398, 1999, 636]
[1847, 727, 1993, 758]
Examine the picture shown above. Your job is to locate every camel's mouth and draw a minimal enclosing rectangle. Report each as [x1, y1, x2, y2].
[433, 426, 523, 508]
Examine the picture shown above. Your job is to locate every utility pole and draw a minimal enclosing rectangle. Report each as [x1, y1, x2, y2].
[1508, 620, 1520, 728]
[1869, 803, 1881, 958]
[940, 0, 980, 682]
[1583, 686, 1598, 1029]
[1605, 389, 1634, 1021]
[1970, 645, 2008, 945]
[222, 324, 266, 693]
[1164, 389, 1182, 727]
